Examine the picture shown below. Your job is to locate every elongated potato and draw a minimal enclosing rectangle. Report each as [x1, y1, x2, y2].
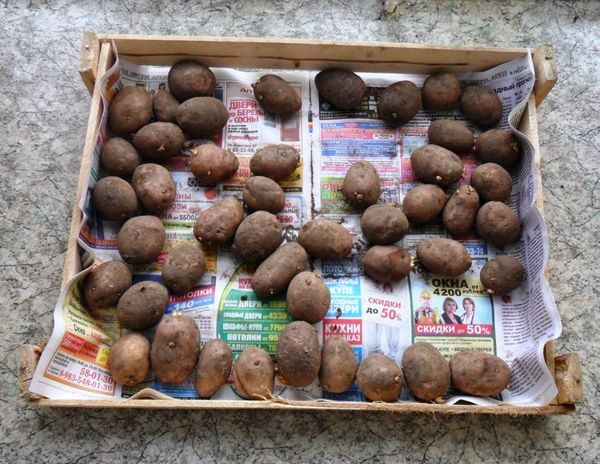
[470, 163, 513, 203]
[117, 216, 166, 264]
[117, 281, 168, 330]
[342, 160, 381, 209]
[442, 185, 480, 237]
[193, 198, 244, 246]
[480, 256, 524, 295]
[276, 321, 321, 387]
[195, 339, 232, 398]
[427, 119, 474, 154]
[402, 342, 450, 401]
[232, 211, 282, 264]
[176, 97, 229, 138]
[476, 202, 520, 246]
[250, 144, 300, 181]
[356, 353, 403, 402]
[189, 144, 239, 184]
[243, 176, 285, 214]
[168, 60, 215, 101]
[416, 238, 472, 277]
[153, 89, 179, 123]
[360, 204, 409, 245]
[287, 272, 331, 324]
[460, 86, 503, 128]
[108, 86, 152, 135]
[252, 74, 301, 115]
[315, 68, 366, 110]
[363, 245, 412, 283]
[93, 176, 138, 222]
[450, 351, 511, 397]
[132, 122, 185, 162]
[233, 347, 274, 400]
[100, 138, 140, 178]
[251, 242, 308, 299]
[476, 129, 520, 168]
[108, 333, 150, 386]
[319, 335, 358, 393]
[411, 144, 464, 187]
[378, 81, 421, 126]
[131, 163, 176, 215]
[84, 261, 132, 312]
[422, 72, 460, 111]
[402, 184, 447, 224]
[161, 243, 206, 295]
[298, 219, 353, 260]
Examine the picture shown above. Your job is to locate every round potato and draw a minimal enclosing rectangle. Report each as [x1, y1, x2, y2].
[342, 160, 381, 209]
[450, 351, 511, 397]
[195, 339, 232, 398]
[360, 204, 408, 245]
[176, 97, 229, 138]
[189, 144, 239, 184]
[252, 74, 301, 115]
[476, 201, 520, 246]
[442, 185, 480, 237]
[363, 245, 412, 283]
[319, 335, 358, 393]
[402, 342, 450, 401]
[108, 86, 152, 135]
[276, 321, 321, 387]
[132, 122, 185, 162]
[480, 255, 524, 295]
[243, 176, 285, 214]
[117, 280, 168, 331]
[93, 176, 138, 222]
[100, 138, 141, 178]
[476, 129, 520, 168]
[153, 89, 179, 123]
[298, 219, 353, 260]
[193, 198, 244, 246]
[250, 144, 300, 181]
[251, 242, 308, 299]
[151, 314, 200, 384]
[427, 119, 474, 154]
[84, 260, 132, 312]
[232, 211, 282, 264]
[287, 271, 331, 324]
[422, 72, 460, 111]
[470, 163, 513, 203]
[108, 333, 150, 386]
[131, 163, 176, 215]
[356, 352, 403, 402]
[411, 144, 464, 187]
[168, 60, 215, 101]
[233, 347, 274, 400]
[416, 238, 472, 277]
[460, 86, 503, 128]
[162, 243, 206, 295]
[117, 216, 166, 264]
[378, 81, 421, 127]
[315, 68, 366, 110]
[402, 184, 447, 225]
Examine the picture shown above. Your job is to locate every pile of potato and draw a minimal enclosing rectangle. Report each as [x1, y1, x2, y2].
[88, 61, 518, 402]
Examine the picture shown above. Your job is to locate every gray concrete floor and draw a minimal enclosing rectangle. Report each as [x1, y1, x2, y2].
[1, 1, 598, 462]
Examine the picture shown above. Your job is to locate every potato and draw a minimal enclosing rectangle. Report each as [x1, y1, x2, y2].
[176, 97, 229, 138]
[84, 260, 132, 312]
[243, 176, 285, 214]
[287, 272, 331, 324]
[195, 339, 232, 398]
[476, 201, 520, 246]
[100, 138, 141, 178]
[276, 321, 321, 387]
[416, 238, 472, 277]
[315, 68, 366, 110]
[411, 144, 464, 187]
[131, 163, 176, 215]
[251, 242, 308, 299]
[427, 119, 474, 154]
[363, 245, 411, 283]
[470, 163, 513, 202]
[401, 342, 450, 401]
[108, 86, 152, 135]
[193, 198, 244, 246]
[442, 185, 480, 237]
[132, 122, 185, 162]
[92, 176, 138, 221]
[460, 86, 503, 128]
[476, 129, 520, 168]
[151, 313, 200, 384]
[250, 144, 300, 181]
[402, 184, 447, 225]
[167, 60, 215, 101]
[233, 347, 274, 400]
[360, 204, 408, 245]
[356, 352, 403, 402]
[153, 89, 179, 123]
[422, 72, 460, 111]
[480, 256, 524, 295]
[117, 281, 168, 330]
[232, 211, 282, 264]
[450, 351, 511, 397]
[108, 333, 150, 386]
[342, 160, 381, 209]
[298, 219, 352, 260]
[377, 81, 421, 126]
[252, 74, 301, 115]
[117, 216, 166, 264]
[189, 144, 239, 184]
[319, 335, 358, 393]
[161, 243, 206, 295]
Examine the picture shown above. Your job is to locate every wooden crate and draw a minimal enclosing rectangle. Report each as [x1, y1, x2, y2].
[20, 34, 583, 414]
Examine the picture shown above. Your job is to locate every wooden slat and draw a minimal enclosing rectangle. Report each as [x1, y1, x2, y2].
[555, 354, 583, 404]
[79, 32, 99, 95]
[532, 44, 558, 107]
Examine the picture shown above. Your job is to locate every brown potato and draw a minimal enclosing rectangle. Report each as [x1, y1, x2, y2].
[476, 129, 520, 168]
[84, 260, 132, 312]
[460, 86, 503, 128]
[427, 119, 474, 154]
[108, 86, 152, 135]
[480, 256, 524, 295]
[132, 122, 185, 162]
[356, 352, 403, 402]
[92, 176, 138, 222]
[232, 211, 282, 264]
[250, 144, 300, 181]
[108, 333, 150, 386]
[195, 339, 232, 398]
[233, 347, 274, 400]
[193, 198, 244, 246]
[117, 281, 168, 331]
[117, 216, 166, 264]
[378, 81, 421, 126]
[153, 91, 179, 124]
[131, 163, 176, 215]
[422, 72, 460, 111]
[442, 185, 480, 237]
[243, 176, 285, 214]
[470, 163, 513, 203]
[342, 160, 381, 209]
[151, 313, 200, 384]
[416, 238, 472, 277]
[360, 204, 409, 245]
[476, 201, 520, 246]
[450, 351, 511, 397]
[176, 97, 229, 138]
[252, 74, 301, 115]
[363, 245, 411, 283]
[100, 138, 141, 178]
[276, 321, 321, 387]
[167, 60, 215, 101]
[298, 219, 353, 260]
[319, 335, 358, 393]
[411, 144, 464, 187]
[402, 184, 447, 225]
[251, 242, 308, 299]
[161, 243, 206, 295]
[315, 68, 366, 110]
[189, 144, 239, 184]
[287, 272, 331, 324]
[401, 342, 450, 401]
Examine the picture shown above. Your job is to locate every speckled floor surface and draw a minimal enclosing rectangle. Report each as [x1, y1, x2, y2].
[1, 1, 598, 462]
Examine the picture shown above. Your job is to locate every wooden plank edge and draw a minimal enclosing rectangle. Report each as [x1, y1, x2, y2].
[555, 354, 583, 404]
[532, 44, 557, 106]
[79, 32, 99, 96]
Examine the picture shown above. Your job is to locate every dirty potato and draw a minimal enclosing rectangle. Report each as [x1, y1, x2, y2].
[442, 185, 480, 237]
[401, 342, 450, 401]
[319, 335, 358, 394]
[117, 280, 168, 330]
[117, 216, 166, 264]
[133, 122, 185, 162]
[416, 237, 472, 277]
[168, 60, 215, 101]
[189, 144, 239, 184]
[356, 353, 403, 402]
[131, 163, 176, 215]
[427, 119, 474, 154]
[100, 138, 141, 178]
[233, 347, 274, 400]
[93, 176, 138, 222]
[480, 255, 524, 295]
[460, 86, 503, 128]
[153, 89, 180, 123]
[84, 260, 132, 313]
[363, 245, 412, 283]
[176, 97, 229, 138]
[476, 129, 520, 168]
[232, 211, 282, 264]
[195, 339, 232, 398]
[276, 321, 321, 387]
[411, 144, 464, 187]
[422, 72, 461, 111]
[360, 204, 409, 245]
[251, 242, 308, 299]
[250, 144, 300, 181]
[342, 160, 381, 209]
[470, 163, 513, 203]
[286, 271, 331, 324]
[378, 81, 421, 126]
[402, 184, 447, 225]
[252, 74, 301, 115]
[298, 219, 353, 260]
[161, 243, 206, 295]
[108, 86, 152, 135]
[243, 176, 286, 214]
[108, 333, 151, 386]
[476, 201, 520, 246]
[450, 351, 511, 397]
[193, 198, 244, 246]
[315, 68, 366, 110]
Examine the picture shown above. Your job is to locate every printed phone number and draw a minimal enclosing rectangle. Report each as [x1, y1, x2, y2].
[58, 369, 114, 392]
